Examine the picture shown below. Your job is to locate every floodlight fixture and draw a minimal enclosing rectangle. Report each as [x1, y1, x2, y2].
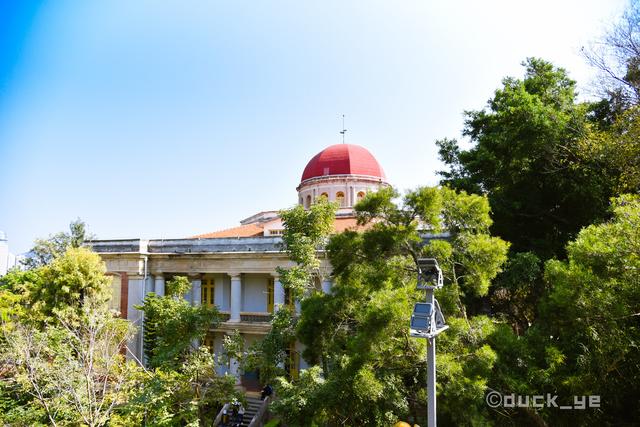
[410, 302, 433, 336]
[410, 302, 448, 339]
[417, 258, 443, 289]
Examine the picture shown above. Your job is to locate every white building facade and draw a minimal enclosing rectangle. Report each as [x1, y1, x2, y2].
[90, 143, 389, 389]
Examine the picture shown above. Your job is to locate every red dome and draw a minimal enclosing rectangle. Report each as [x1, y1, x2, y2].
[301, 144, 386, 182]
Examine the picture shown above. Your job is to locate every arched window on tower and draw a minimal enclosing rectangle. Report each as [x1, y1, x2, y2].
[336, 191, 345, 207]
[320, 192, 329, 200]
[306, 195, 312, 209]
[356, 191, 366, 202]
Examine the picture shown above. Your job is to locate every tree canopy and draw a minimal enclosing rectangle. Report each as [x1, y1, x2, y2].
[21, 219, 94, 269]
[273, 186, 509, 426]
[137, 276, 220, 369]
[437, 58, 611, 259]
[0, 248, 140, 426]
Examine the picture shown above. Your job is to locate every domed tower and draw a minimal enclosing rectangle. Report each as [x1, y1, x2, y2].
[297, 144, 389, 210]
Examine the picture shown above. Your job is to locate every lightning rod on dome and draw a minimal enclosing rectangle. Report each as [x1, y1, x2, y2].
[340, 114, 347, 144]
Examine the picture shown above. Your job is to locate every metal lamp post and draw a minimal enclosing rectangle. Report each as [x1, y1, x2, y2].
[410, 258, 448, 427]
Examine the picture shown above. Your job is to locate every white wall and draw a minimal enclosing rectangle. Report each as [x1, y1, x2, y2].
[243, 274, 268, 312]
[213, 274, 231, 311]
[127, 277, 146, 362]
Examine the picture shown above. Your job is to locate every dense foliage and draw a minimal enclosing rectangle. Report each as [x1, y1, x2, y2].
[0, 249, 140, 426]
[0, 248, 240, 426]
[21, 219, 94, 269]
[437, 58, 611, 259]
[271, 187, 509, 426]
[137, 276, 220, 369]
[123, 275, 242, 425]
[431, 6, 640, 423]
[243, 200, 337, 385]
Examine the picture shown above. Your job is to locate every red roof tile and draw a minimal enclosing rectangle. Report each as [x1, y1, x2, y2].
[191, 223, 265, 238]
[190, 215, 371, 239]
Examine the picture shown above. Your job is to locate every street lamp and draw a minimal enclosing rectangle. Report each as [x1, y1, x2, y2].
[411, 258, 448, 427]
[416, 258, 443, 290]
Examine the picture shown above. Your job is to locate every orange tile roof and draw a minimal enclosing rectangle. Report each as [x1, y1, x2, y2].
[191, 223, 265, 239]
[190, 215, 370, 239]
[332, 217, 367, 232]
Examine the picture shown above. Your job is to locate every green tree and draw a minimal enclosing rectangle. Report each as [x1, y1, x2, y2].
[22, 219, 94, 269]
[575, 105, 640, 195]
[126, 276, 240, 426]
[137, 276, 220, 369]
[437, 58, 609, 259]
[275, 186, 509, 426]
[1, 291, 140, 427]
[276, 197, 338, 300]
[243, 308, 297, 384]
[486, 194, 640, 426]
[112, 348, 243, 427]
[489, 252, 543, 335]
[1, 246, 137, 426]
[244, 199, 337, 385]
[1, 247, 113, 327]
[540, 194, 640, 424]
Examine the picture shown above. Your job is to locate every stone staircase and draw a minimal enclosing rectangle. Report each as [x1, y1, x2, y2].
[213, 394, 269, 427]
[240, 395, 263, 426]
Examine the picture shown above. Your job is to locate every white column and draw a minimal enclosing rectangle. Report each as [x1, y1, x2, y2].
[229, 273, 242, 322]
[154, 274, 165, 297]
[273, 274, 285, 311]
[321, 279, 332, 294]
[191, 276, 202, 306]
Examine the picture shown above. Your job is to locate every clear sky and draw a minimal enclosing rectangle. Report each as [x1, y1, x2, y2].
[0, 0, 627, 254]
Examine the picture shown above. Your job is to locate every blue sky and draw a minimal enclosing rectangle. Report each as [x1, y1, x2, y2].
[0, 0, 627, 254]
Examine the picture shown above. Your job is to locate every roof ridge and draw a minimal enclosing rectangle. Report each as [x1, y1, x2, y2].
[190, 223, 264, 239]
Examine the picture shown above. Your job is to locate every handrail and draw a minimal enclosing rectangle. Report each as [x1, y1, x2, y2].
[248, 396, 271, 427]
[212, 402, 229, 427]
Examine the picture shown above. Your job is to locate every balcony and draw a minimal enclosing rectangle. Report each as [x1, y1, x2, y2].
[240, 312, 272, 323]
[214, 311, 273, 334]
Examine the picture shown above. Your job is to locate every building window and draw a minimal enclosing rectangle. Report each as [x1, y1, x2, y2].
[306, 195, 311, 208]
[108, 275, 121, 312]
[320, 192, 328, 200]
[267, 278, 274, 313]
[285, 341, 300, 380]
[336, 191, 345, 207]
[269, 229, 285, 236]
[201, 277, 215, 307]
[357, 191, 366, 202]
